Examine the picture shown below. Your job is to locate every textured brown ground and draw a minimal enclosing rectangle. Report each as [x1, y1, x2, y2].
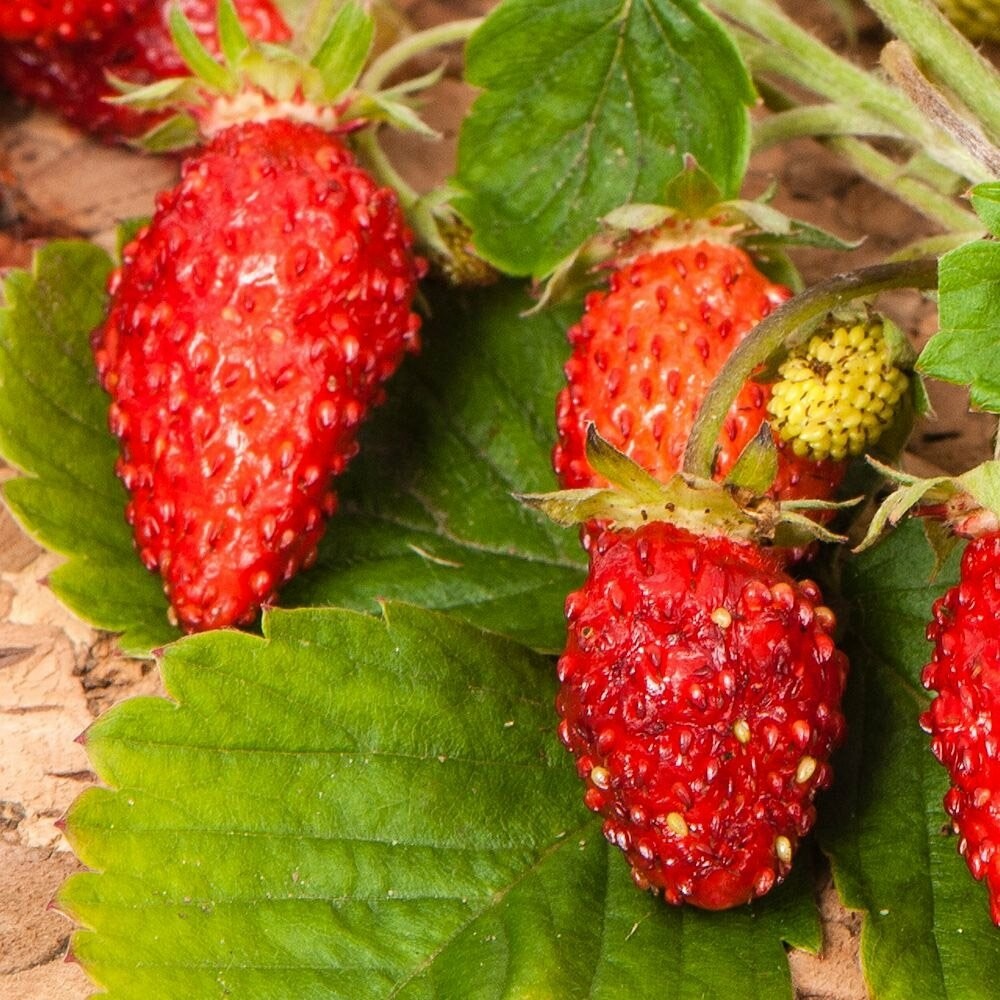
[0, 2, 994, 998]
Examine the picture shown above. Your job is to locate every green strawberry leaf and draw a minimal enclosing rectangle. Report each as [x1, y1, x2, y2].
[822, 521, 1000, 999]
[454, 0, 755, 278]
[0, 244, 584, 655]
[917, 219, 1000, 412]
[0, 243, 178, 654]
[969, 182, 1000, 237]
[61, 602, 819, 999]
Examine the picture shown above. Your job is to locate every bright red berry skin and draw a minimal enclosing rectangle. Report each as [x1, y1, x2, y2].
[557, 522, 848, 909]
[0, 0, 140, 45]
[553, 241, 844, 509]
[0, 0, 289, 141]
[922, 531, 1000, 924]
[93, 120, 422, 633]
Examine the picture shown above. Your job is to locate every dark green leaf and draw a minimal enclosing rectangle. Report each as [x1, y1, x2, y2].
[823, 522, 1000, 998]
[917, 240, 1000, 411]
[0, 246, 584, 654]
[61, 603, 818, 999]
[455, 0, 755, 277]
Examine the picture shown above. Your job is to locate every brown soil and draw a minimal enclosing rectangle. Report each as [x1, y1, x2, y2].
[0, 2, 993, 998]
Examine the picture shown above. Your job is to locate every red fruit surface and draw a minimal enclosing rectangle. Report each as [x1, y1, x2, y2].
[0, 0, 140, 45]
[553, 240, 844, 507]
[0, 0, 289, 142]
[93, 119, 423, 633]
[922, 531, 1000, 925]
[557, 522, 848, 909]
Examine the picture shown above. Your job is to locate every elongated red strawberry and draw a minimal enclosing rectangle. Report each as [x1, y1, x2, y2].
[90, 4, 437, 632]
[557, 521, 847, 908]
[922, 531, 1000, 924]
[0, 0, 141, 45]
[524, 432, 850, 908]
[553, 238, 845, 511]
[0, 0, 290, 142]
[94, 118, 422, 632]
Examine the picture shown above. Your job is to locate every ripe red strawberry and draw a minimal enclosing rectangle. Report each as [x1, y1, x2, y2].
[93, 118, 423, 631]
[557, 520, 848, 908]
[0, 0, 140, 45]
[922, 531, 1000, 924]
[0, 0, 289, 142]
[553, 239, 845, 511]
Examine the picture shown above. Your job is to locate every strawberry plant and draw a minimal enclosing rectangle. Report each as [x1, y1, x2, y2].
[5, 0, 1000, 997]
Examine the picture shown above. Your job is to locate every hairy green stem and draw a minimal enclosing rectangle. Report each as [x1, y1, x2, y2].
[826, 136, 983, 233]
[353, 128, 419, 209]
[754, 78, 980, 232]
[716, 3, 991, 183]
[752, 105, 905, 150]
[682, 259, 940, 478]
[864, 0, 1000, 148]
[361, 18, 483, 91]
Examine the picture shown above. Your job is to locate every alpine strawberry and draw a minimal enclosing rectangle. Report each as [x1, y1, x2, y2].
[0, 0, 290, 142]
[0, 0, 140, 45]
[553, 238, 844, 514]
[93, 118, 423, 632]
[922, 530, 1000, 924]
[557, 521, 848, 908]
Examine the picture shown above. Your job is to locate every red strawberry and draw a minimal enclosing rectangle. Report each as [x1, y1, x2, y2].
[553, 239, 845, 513]
[922, 531, 1000, 924]
[0, 0, 141, 45]
[0, 0, 290, 142]
[557, 520, 848, 908]
[93, 118, 423, 632]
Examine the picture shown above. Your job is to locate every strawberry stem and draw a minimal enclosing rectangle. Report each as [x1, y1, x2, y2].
[360, 18, 483, 92]
[681, 258, 940, 479]
[864, 0, 1000, 147]
[711, 0, 992, 185]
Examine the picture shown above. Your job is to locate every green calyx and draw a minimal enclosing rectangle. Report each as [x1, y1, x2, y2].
[858, 458, 1000, 564]
[533, 158, 857, 310]
[518, 427, 854, 549]
[767, 312, 915, 462]
[110, 0, 438, 151]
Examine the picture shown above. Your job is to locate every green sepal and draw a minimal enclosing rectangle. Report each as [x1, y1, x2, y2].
[106, 76, 202, 111]
[724, 423, 779, 494]
[662, 158, 724, 217]
[726, 200, 862, 251]
[169, 4, 238, 95]
[135, 113, 201, 154]
[856, 457, 1000, 554]
[217, 0, 251, 68]
[310, 0, 375, 102]
[241, 45, 311, 102]
[518, 427, 848, 547]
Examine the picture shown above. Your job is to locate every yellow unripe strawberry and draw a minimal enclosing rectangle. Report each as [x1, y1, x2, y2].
[936, 0, 1000, 43]
[767, 318, 910, 463]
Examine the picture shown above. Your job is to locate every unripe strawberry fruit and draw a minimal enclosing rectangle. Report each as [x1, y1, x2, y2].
[768, 318, 910, 462]
[93, 120, 422, 632]
[922, 531, 1000, 924]
[553, 240, 844, 510]
[557, 521, 848, 908]
[936, 0, 1000, 43]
